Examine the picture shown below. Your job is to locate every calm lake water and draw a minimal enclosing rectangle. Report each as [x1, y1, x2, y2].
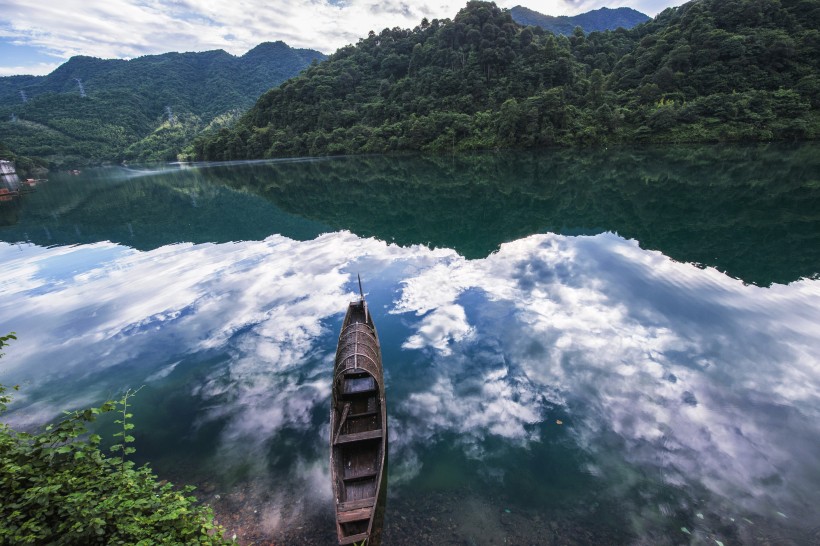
[1, 144, 819, 545]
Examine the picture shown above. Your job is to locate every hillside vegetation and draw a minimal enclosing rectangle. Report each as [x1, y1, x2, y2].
[0, 42, 325, 166]
[195, 0, 820, 160]
[0, 141, 47, 178]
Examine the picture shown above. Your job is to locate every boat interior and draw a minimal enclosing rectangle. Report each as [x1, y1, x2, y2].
[332, 302, 384, 544]
[331, 299, 386, 545]
[333, 369, 383, 543]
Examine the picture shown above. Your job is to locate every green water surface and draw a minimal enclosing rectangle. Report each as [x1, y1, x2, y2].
[1, 143, 819, 545]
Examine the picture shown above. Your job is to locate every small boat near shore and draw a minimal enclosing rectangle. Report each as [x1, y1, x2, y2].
[330, 276, 387, 545]
[20, 178, 45, 192]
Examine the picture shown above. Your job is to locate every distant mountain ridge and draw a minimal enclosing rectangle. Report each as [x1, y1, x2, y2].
[0, 42, 325, 164]
[509, 6, 650, 34]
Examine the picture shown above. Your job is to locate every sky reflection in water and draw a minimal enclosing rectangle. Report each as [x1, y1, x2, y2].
[1, 227, 819, 542]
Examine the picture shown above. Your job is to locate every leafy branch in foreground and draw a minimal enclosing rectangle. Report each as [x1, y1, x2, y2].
[0, 334, 232, 545]
[0, 332, 18, 413]
[109, 386, 142, 474]
[0, 331, 15, 358]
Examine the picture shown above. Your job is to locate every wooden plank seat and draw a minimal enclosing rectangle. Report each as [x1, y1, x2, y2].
[349, 409, 377, 418]
[334, 429, 382, 445]
[337, 507, 372, 523]
[338, 497, 375, 511]
[343, 469, 378, 482]
[342, 388, 378, 397]
[339, 532, 369, 545]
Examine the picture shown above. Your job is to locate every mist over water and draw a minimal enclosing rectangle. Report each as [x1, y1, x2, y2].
[1, 144, 819, 544]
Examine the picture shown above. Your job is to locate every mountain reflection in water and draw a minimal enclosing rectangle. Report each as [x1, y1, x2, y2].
[0, 143, 818, 545]
[2, 143, 819, 286]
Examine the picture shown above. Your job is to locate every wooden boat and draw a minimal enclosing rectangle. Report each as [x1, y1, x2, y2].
[331, 276, 387, 545]
[20, 178, 38, 193]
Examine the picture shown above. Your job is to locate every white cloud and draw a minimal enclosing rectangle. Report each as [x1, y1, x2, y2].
[401, 303, 474, 354]
[0, 231, 406, 521]
[0, 0, 684, 75]
[3, 228, 817, 535]
[389, 233, 820, 523]
[145, 360, 181, 382]
[1, 233, 353, 392]
[0, 61, 61, 76]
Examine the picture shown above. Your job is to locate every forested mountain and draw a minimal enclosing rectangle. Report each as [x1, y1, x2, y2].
[509, 6, 650, 35]
[0, 141, 46, 178]
[0, 42, 325, 166]
[4, 144, 816, 286]
[195, 0, 820, 160]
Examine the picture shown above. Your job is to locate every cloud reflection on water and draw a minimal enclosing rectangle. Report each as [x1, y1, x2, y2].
[1, 230, 819, 537]
[391, 233, 820, 527]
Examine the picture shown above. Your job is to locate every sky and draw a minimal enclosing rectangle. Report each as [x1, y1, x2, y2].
[0, 0, 686, 77]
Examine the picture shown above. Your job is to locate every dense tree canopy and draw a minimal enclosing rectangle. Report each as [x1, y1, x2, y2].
[0, 141, 47, 178]
[195, 0, 820, 160]
[0, 43, 325, 166]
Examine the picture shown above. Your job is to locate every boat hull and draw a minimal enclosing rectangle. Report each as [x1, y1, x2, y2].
[330, 298, 387, 545]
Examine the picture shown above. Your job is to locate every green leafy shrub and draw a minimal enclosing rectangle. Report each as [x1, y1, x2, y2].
[0, 333, 232, 545]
